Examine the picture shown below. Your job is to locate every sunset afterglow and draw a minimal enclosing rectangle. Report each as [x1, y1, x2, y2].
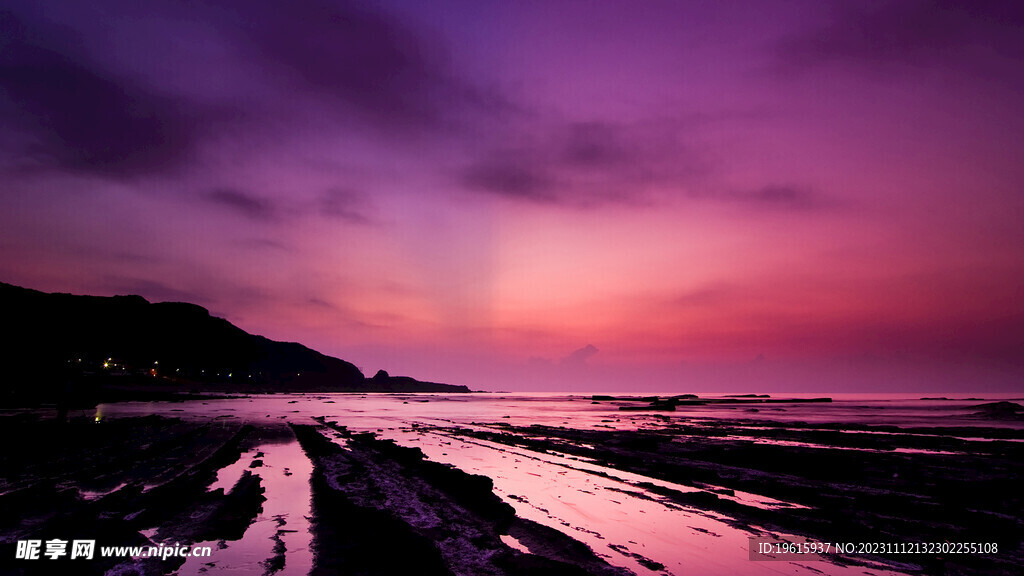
[2, 1, 1022, 390]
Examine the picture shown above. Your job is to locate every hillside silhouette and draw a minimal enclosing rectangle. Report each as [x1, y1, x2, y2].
[0, 282, 468, 406]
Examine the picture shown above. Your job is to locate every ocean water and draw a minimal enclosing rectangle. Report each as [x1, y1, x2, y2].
[94, 391, 1024, 431]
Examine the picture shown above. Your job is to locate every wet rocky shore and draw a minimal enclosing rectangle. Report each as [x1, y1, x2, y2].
[0, 413, 630, 576]
[0, 414, 267, 575]
[428, 416, 1024, 575]
[2, 400, 1022, 576]
[294, 418, 629, 576]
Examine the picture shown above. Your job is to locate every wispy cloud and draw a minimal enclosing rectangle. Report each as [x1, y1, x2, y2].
[459, 120, 836, 213]
[317, 188, 375, 224]
[459, 120, 706, 207]
[775, 1, 1024, 77]
[560, 344, 599, 366]
[205, 188, 280, 221]
[461, 153, 560, 203]
[673, 284, 736, 307]
[203, 186, 378, 226]
[722, 185, 835, 211]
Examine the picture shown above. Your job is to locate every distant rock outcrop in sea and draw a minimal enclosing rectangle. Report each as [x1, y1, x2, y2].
[0, 281, 469, 406]
[971, 401, 1024, 420]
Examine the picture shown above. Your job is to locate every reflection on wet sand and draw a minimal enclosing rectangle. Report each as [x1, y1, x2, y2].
[2, 393, 1021, 575]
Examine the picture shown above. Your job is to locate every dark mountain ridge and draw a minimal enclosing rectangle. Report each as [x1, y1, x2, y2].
[0, 282, 469, 406]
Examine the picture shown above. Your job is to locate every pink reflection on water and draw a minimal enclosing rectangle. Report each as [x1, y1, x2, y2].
[174, 437, 313, 576]
[385, 428, 904, 576]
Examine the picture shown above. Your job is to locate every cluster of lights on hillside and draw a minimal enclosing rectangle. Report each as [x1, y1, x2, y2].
[68, 356, 272, 381]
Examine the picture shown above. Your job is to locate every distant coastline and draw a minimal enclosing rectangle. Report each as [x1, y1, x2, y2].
[0, 281, 469, 408]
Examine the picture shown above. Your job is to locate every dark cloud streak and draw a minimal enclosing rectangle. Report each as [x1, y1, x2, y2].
[724, 185, 833, 211]
[0, 0, 510, 181]
[461, 154, 560, 203]
[317, 189, 375, 224]
[776, 0, 1024, 76]
[0, 11, 208, 178]
[205, 186, 379, 226]
[459, 122, 832, 212]
[205, 188, 280, 222]
[219, 0, 509, 135]
[459, 120, 704, 207]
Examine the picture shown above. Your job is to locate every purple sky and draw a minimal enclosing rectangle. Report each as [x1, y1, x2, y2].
[2, 1, 1023, 392]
